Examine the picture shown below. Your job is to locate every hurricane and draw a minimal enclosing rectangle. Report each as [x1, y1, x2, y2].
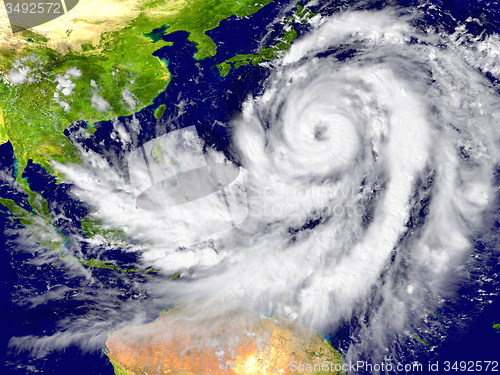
[4, 0, 500, 374]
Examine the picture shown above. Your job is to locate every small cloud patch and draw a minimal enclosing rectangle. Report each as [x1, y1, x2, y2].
[91, 92, 111, 112]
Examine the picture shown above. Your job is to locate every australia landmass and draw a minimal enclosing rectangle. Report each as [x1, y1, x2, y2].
[105, 299, 343, 375]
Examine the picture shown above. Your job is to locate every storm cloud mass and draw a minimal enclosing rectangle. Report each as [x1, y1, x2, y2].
[7, 2, 500, 374]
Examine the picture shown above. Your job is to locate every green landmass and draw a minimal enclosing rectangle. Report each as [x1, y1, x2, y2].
[0, 197, 157, 276]
[493, 323, 500, 333]
[81, 218, 128, 247]
[0, 14, 171, 182]
[0, 197, 66, 251]
[216, 4, 307, 76]
[412, 334, 429, 346]
[77, 257, 155, 277]
[109, 359, 133, 375]
[140, 0, 274, 60]
[216, 2, 354, 77]
[79, 258, 119, 271]
[0, 0, 277, 217]
[216, 21, 298, 76]
[154, 104, 166, 120]
[79, 219, 158, 276]
[151, 137, 164, 163]
[0, 4, 175, 222]
[0, 0, 283, 289]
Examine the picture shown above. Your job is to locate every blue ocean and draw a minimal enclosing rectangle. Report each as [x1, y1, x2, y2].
[1, 0, 500, 374]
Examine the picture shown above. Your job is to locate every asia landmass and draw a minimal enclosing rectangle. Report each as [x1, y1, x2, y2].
[0, 0, 278, 269]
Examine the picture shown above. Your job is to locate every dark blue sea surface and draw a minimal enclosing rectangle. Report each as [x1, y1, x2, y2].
[1, 0, 500, 374]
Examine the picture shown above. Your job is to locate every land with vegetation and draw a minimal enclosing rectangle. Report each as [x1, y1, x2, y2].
[0, 0, 278, 267]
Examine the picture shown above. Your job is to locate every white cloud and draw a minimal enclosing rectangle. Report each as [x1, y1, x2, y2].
[7, 8, 500, 367]
[91, 92, 111, 112]
[121, 87, 137, 110]
[8, 66, 30, 84]
[66, 66, 83, 78]
[7, 53, 44, 85]
[55, 74, 76, 96]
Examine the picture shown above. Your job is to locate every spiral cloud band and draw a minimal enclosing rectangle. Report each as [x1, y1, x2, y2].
[229, 8, 500, 366]
[9, 5, 500, 373]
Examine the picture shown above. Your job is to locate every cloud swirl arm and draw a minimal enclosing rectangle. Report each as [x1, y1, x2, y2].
[7, 4, 500, 373]
[228, 8, 500, 365]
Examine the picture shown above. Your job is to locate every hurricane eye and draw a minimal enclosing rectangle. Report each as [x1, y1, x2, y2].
[313, 124, 328, 140]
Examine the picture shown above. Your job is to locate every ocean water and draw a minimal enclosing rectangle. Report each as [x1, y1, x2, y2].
[2, 0, 500, 374]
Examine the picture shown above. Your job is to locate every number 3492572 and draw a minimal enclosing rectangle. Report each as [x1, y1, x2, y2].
[444, 361, 498, 372]
[5, 2, 62, 14]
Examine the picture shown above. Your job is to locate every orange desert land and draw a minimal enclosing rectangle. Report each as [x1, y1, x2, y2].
[105, 300, 342, 375]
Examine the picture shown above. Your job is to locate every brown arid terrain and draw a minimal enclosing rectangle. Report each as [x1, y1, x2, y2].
[106, 299, 343, 375]
[0, 0, 187, 54]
